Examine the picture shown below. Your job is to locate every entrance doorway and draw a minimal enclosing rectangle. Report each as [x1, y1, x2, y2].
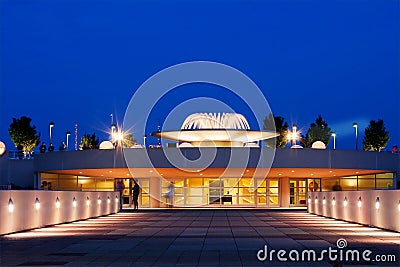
[289, 179, 307, 206]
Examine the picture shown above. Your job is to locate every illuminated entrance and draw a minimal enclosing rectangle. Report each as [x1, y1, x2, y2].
[160, 177, 280, 207]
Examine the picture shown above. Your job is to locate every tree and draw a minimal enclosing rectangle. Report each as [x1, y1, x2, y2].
[80, 133, 99, 150]
[300, 115, 332, 148]
[362, 119, 390, 151]
[122, 133, 137, 148]
[8, 116, 40, 154]
[263, 113, 289, 148]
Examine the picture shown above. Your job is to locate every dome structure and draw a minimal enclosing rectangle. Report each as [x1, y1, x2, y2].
[152, 113, 278, 147]
[181, 113, 250, 130]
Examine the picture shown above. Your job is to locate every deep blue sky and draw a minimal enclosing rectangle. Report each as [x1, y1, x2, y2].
[1, 0, 399, 150]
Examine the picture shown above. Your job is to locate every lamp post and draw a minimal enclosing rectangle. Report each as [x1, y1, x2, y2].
[66, 131, 71, 150]
[353, 123, 358, 150]
[49, 122, 55, 143]
[331, 132, 336, 150]
[287, 124, 298, 147]
[111, 123, 116, 145]
[144, 135, 147, 148]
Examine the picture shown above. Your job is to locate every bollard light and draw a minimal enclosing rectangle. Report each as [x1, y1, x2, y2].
[107, 196, 111, 204]
[332, 197, 336, 206]
[322, 196, 326, 205]
[314, 196, 318, 204]
[375, 197, 380, 210]
[115, 195, 119, 203]
[97, 196, 101, 205]
[72, 197, 77, 208]
[86, 196, 90, 206]
[343, 197, 348, 207]
[8, 198, 14, 213]
[35, 197, 40, 211]
[55, 197, 60, 209]
[307, 195, 311, 204]
[357, 196, 362, 208]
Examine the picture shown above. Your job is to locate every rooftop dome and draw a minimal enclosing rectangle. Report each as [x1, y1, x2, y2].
[181, 113, 250, 130]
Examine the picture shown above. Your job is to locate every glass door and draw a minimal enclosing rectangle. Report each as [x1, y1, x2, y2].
[290, 179, 307, 206]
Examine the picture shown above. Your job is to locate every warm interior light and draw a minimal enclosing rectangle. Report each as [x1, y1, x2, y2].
[86, 196, 90, 206]
[375, 197, 380, 210]
[72, 197, 77, 208]
[55, 197, 60, 209]
[343, 197, 348, 207]
[35, 197, 40, 211]
[107, 196, 111, 204]
[8, 198, 14, 213]
[97, 197, 101, 205]
[357, 197, 362, 208]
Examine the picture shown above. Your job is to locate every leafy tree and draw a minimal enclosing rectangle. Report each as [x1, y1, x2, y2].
[8, 116, 40, 154]
[122, 133, 137, 148]
[80, 133, 99, 150]
[362, 119, 390, 151]
[300, 115, 332, 148]
[263, 113, 289, 148]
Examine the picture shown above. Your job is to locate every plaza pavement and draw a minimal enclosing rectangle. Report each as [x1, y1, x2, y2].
[0, 210, 399, 267]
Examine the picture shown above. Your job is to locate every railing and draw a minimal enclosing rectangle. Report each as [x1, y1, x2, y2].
[8, 151, 34, 160]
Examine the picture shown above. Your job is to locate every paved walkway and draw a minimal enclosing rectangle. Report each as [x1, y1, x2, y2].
[1, 210, 399, 266]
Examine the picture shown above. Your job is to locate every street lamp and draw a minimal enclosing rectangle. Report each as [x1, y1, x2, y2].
[111, 123, 116, 144]
[49, 122, 55, 143]
[143, 135, 147, 148]
[331, 132, 336, 150]
[287, 124, 299, 147]
[66, 131, 71, 150]
[353, 123, 358, 150]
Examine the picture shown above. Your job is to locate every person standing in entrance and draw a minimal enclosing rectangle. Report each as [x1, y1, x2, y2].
[116, 180, 125, 211]
[132, 179, 140, 210]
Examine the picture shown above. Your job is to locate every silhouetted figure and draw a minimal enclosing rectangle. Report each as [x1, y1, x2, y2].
[132, 180, 140, 210]
[39, 142, 46, 153]
[48, 143, 54, 152]
[332, 181, 342, 191]
[116, 180, 125, 211]
[59, 141, 67, 151]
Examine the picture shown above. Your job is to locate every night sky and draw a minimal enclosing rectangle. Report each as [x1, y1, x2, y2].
[1, 0, 399, 151]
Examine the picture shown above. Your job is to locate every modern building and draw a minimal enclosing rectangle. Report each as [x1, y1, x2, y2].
[0, 113, 398, 209]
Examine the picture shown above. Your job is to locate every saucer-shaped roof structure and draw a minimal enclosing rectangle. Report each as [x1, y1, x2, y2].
[152, 113, 278, 147]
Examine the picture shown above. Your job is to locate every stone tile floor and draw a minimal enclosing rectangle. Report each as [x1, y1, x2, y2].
[0, 210, 399, 266]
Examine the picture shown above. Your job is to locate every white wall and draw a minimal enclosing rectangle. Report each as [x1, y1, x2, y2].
[308, 190, 400, 232]
[0, 190, 119, 235]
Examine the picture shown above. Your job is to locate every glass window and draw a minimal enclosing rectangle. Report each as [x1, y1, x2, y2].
[376, 179, 393, 189]
[340, 178, 357, 190]
[358, 179, 375, 190]
[321, 178, 339, 191]
[269, 180, 279, 187]
[376, 173, 393, 179]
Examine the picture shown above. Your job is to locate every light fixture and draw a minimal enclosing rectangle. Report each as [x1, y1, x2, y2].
[331, 132, 336, 149]
[278, 173, 282, 176]
[307, 195, 311, 204]
[97, 196, 101, 205]
[86, 196, 90, 206]
[398, 200, 400, 212]
[291, 170, 295, 173]
[55, 197, 60, 209]
[107, 196, 111, 204]
[357, 196, 362, 208]
[343, 197, 348, 207]
[109, 170, 112, 173]
[314, 196, 318, 204]
[332, 197, 336, 206]
[375, 197, 380, 210]
[353, 122, 358, 150]
[329, 170, 333, 173]
[310, 174, 314, 176]
[200, 173, 203, 176]
[35, 197, 40, 211]
[322, 196, 326, 205]
[72, 197, 77, 208]
[8, 198, 14, 213]
[115, 196, 119, 203]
